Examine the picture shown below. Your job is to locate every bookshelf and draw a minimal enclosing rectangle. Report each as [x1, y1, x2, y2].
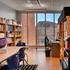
[0, 17, 22, 46]
[13, 20, 22, 46]
[0, 17, 6, 38]
[58, 7, 70, 60]
[6, 19, 22, 46]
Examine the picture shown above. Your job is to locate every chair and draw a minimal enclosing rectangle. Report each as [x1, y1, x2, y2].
[7, 54, 19, 70]
[0, 38, 6, 48]
[18, 48, 28, 65]
[7, 47, 28, 70]
[16, 40, 26, 46]
[16, 41, 28, 65]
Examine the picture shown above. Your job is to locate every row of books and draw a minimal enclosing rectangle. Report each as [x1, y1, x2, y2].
[0, 33, 5, 38]
[0, 17, 6, 23]
[0, 17, 22, 26]
[7, 37, 20, 45]
[0, 25, 4, 31]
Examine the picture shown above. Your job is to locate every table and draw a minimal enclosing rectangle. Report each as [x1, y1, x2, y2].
[0, 47, 22, 64]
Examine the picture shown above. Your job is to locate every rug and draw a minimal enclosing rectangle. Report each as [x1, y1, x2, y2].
[20, 65, 38, 70]
[0, 65, 38, 70]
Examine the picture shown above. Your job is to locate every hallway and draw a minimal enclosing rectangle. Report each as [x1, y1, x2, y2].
[25, 48, 62, 70]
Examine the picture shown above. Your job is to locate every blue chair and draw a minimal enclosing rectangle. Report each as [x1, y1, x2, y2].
[0, 38, 6, 48]
[7, 54, 19, 70]
[16, 41, 28, 65]
[7, 47, 28, 70]
[16, 40, 26, 46]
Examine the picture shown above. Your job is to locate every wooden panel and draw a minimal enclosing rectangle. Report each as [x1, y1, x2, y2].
[66, 16, 70, 35]
[59, 22, 64, 60]
[28, 13, 36, 46]
[22, 13, 28, 45]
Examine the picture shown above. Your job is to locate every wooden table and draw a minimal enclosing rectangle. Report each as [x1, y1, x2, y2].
[0, 47, 22, 64]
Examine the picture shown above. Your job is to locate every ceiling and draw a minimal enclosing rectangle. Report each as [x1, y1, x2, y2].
[0, 0, 70, 12]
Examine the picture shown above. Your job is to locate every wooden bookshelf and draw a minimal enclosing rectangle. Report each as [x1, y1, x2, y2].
[0, 17, 6, 38]
[58, 7, 70, 60]
[6, 19, 22, 46]
[0, 18, 22, 46]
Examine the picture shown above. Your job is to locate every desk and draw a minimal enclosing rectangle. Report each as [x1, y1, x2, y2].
[0, 47, 22, 64]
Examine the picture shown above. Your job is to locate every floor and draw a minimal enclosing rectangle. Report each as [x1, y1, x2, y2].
[25, 48, 62, 70]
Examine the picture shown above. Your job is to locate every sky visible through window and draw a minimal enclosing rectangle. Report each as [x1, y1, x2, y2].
[46, 13, 53, 22]
[36, 13, 60, 24]
[37, 13, 45, 23]
[55, 13, 60, 23]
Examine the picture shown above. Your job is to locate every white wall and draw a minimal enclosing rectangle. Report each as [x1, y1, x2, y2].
[0, 2, 16, 19]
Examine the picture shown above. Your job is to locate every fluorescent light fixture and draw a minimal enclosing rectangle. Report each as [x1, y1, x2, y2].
[24, 4, 33, 7]
[27, 0, 31, 3]
[40, 3, 48, 8]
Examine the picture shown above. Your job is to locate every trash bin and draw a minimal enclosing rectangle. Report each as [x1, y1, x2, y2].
[45, 47, 51, 57]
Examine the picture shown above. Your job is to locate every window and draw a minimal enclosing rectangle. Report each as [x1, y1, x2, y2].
[46, 13, 53, 22]
[37, 13, 45, 23]
[35, 12, 60, 46]
[46, 13, 54, 40]
[36, 13, 45, 46]
[55, 13, 60, 23]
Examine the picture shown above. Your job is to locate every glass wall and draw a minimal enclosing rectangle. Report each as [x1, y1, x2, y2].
[36, 12, 60, 46]
[54, 13, 60, 40]
[36, 13, 45, 46]
[55, 13, 60, 24]
[46, 13, 53, 22]
[46, 13, 54, 41]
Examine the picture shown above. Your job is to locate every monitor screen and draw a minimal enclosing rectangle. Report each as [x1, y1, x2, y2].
[0, 38, 6, 48]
